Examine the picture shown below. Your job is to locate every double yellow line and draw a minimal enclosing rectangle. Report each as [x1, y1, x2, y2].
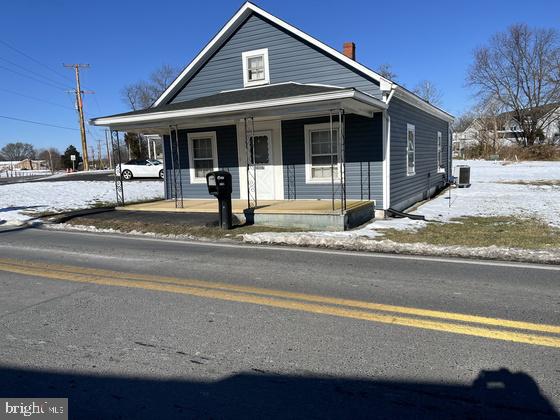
[1, 257, 559, 348]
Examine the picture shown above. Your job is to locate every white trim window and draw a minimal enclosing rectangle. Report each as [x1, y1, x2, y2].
[304, 123, 340, 183]
[436, 131, 445, 172]
[242, 48, 270, 87]
[406, 123, 416, 176]
[187, 131, 218, 183]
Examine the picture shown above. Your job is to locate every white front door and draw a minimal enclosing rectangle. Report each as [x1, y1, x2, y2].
[249, 131, 275, 200]
[237, 121, 284, 201]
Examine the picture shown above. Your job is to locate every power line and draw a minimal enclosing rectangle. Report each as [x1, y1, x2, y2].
[0, 56, 72, 89]
[0, 87, 75, 110]
[0, 39, 73, 84]
[0, 64, 68, 90]
[0, 114, 79, 131]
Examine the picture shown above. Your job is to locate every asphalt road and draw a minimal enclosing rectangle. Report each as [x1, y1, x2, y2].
[0, 227, 559, 419]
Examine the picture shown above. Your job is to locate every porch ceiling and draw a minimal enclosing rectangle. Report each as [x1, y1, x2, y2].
[90, 83, 386, 133]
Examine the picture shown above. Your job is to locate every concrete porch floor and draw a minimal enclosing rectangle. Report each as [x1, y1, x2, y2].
[118, 199, 371, 215]
[117, 199, 375, 230]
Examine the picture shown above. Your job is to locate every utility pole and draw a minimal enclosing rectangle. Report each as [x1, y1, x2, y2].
[90, 145, 95, 169]
[64, 64, 94, 171]
[96, 139, 103, 168]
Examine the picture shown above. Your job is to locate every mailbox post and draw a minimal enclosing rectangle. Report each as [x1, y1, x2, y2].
[206, 171, 233, 229]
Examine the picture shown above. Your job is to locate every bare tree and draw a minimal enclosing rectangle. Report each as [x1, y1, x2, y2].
[0, 142, 36, 173]
[121, 64, 179, 110]
[467, 24, 560, 146]
[413, 80, 443, 106]
[37, 148, 62, 172]
[472, 99, 509, 155]
[377, 63, 398, 80]
[0, 142, 36, 162]
[452, 112, 476, 133]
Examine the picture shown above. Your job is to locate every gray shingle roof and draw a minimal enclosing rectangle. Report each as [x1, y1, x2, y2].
[93, 83, 348, 121]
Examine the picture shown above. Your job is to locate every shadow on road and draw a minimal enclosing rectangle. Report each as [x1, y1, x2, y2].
[0, 366, 557, 419]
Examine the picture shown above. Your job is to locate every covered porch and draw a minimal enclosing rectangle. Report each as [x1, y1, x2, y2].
[91, 83, 387, 230]
[117, 199, 374, 231]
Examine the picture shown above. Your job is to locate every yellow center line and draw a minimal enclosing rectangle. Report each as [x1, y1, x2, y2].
[1, 260, 560, 348]
[1, 257, 559, 335]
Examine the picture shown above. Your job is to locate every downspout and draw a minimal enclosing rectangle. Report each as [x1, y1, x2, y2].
[384, 113, 391, 211]
[381, 85, 396, 215]
[448, 124, 453, 183]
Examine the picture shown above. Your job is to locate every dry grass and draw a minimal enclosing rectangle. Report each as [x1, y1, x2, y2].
[380, 216, 560, 249]
[461, 145, 560, 161]
[66, 216, 301, 240]
[497, 180, 560, 186]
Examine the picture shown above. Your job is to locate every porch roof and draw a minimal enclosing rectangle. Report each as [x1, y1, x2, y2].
[90, 83, 387, 132]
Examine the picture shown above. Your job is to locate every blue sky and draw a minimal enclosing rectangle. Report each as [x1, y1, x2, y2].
[1, 0, 558, 152]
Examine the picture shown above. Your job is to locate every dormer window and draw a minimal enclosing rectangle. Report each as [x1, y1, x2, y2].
[242, 48, 270, 87]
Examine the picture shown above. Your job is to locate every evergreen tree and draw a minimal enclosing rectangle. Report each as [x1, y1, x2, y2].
[62, 145, 82, 169]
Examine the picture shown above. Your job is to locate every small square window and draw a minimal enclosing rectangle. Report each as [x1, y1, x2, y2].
[242, 49, 270, 87]
[247, 56, 265, 82]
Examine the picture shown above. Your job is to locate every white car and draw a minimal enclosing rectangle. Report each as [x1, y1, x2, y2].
[116, 159, 164, 180]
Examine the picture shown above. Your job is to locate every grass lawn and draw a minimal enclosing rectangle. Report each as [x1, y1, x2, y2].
[380, 216, 560, 249]
[497, 180, 560, 186]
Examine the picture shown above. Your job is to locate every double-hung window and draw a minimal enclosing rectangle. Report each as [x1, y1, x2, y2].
[242, 48, 270, 87]
[437, 131, 444, 172]
[305, 123, 339, 183]
[406, 124, 416, 176]
[187, 132, 218, 183]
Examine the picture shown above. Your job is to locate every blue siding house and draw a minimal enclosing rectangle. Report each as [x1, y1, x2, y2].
[92, 2, 453, 223]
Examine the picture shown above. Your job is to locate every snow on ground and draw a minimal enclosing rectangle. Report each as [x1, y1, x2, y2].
[243, 160, 560, 245]
[406, 160, 560, 227]
[0, 180, 163, 224]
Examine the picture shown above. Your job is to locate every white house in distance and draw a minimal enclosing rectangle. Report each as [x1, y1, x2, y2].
[453, 103, 560, 156]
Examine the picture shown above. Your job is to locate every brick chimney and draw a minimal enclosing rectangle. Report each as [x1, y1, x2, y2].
[343, 42, 356, 60]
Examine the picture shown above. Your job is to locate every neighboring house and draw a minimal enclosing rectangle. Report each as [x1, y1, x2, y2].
[454, 103, 560, 156]
[0, 159, 47, 171]
[91, 2, 453, 214]
[497, 104, 560, 144]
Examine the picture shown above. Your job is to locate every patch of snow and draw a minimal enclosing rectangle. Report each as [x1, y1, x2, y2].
[0, 181, 163, 224]
[241, 233, 560, 264]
